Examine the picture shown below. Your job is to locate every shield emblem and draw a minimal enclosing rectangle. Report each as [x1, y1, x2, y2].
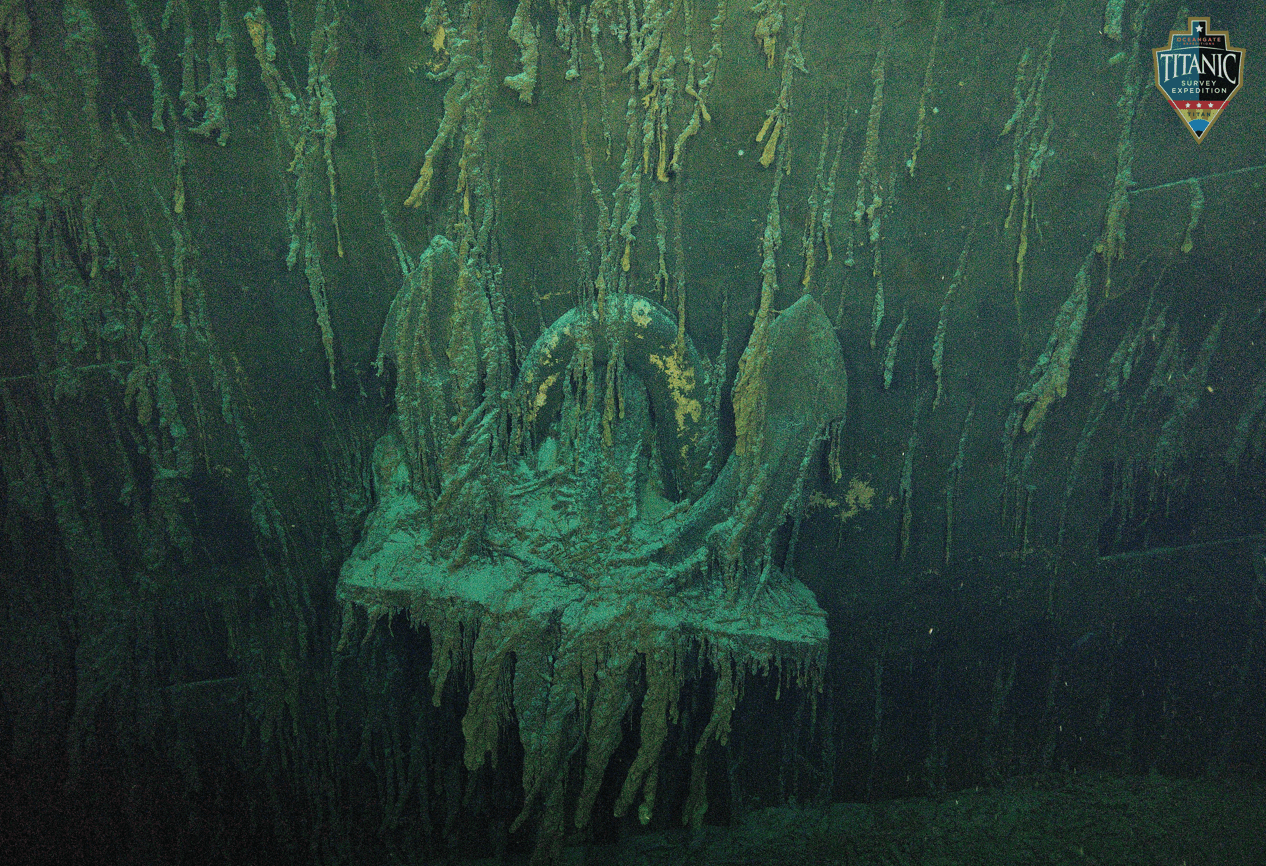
[1153, 17, 1245, 142]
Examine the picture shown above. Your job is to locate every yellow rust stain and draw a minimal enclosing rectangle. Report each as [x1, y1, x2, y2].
[809, 476, 876, 523]
[647, 347, 702, 434]
[524, 372, 559, 426]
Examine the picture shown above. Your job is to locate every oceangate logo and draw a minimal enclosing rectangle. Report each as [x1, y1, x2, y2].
[1153, 17, 1245, 142]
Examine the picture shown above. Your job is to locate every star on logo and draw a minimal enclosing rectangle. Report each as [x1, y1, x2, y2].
[1196, 22, 1203, 33]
